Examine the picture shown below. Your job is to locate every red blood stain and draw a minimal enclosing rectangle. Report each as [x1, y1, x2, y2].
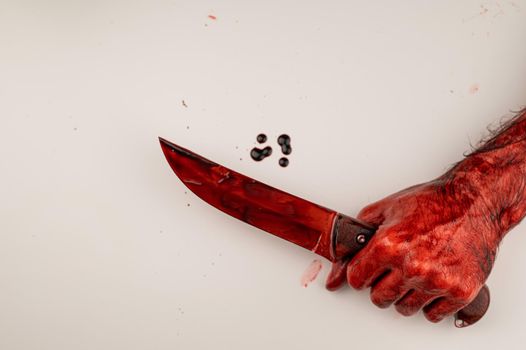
[301, 260, 323, 288]
[469, 84, 480, 94]
[208, 15, 217, 20]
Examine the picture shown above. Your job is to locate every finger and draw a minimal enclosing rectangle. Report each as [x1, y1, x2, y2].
[346, 234, 390, 290]
[369, 269, 406, 309]
[423, 297, 464, 323]
[395, 290, 437, 316]
[347, 259, 389, 291]
[325, 259, 349, 291]
[357, 201, 388, 226]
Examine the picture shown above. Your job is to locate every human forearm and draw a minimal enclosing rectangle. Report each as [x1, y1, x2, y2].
[443, 108, 526, 242]
[326, 108, 526, 325]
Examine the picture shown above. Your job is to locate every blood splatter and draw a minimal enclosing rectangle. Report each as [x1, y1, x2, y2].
[256, 133, 267, 143]
[277, 134, 292, 155]
[469, 84, 480, 94]
[208, 15, 217, 20]
[250, 146, 272, 161]
[301, 259, 323, 288]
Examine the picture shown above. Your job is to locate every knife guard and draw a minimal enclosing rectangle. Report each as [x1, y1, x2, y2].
[331, 214, 376, 261]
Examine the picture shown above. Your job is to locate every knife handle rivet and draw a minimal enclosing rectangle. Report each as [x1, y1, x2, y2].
[356, 234, 366, 244]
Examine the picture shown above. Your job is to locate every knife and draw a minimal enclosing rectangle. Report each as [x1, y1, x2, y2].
[159, 137, 490, 328]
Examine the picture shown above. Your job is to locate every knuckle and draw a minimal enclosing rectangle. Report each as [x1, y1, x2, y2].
[427, 272, 449, 291]
[404, 259, 429, 279]
[358, 203, 379, 217]
[453, 288, 476, 303]
[357, 202, 386, 222]
[449, 284, 477, 302]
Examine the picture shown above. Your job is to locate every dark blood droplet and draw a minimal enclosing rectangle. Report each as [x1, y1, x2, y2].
[250, 148, 264, 161]
[256, 133, 267, 143]
[277, 134, 292, 155]
[250, 146, 272, 161]
[277, 134, 290, 146]
[262, 146, 272, 156]
[279, 157, 289, 167]
[281, 145, 292, 155]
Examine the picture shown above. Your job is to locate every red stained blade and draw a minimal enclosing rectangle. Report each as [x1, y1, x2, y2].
[159, 137, 337, 260]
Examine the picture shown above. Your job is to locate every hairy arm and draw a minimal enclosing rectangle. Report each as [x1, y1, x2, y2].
[452, 110, 526, 236]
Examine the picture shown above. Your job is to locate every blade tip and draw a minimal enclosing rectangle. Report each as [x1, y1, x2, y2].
[158, 137, 177, 151]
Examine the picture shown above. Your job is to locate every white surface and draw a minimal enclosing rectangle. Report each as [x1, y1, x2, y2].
[1, 1, 526, 349]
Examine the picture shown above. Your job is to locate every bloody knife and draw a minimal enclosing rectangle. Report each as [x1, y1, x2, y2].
[159, 137, 490, 328]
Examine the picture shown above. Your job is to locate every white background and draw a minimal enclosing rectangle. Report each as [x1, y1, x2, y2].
[1, 1, 526, 349]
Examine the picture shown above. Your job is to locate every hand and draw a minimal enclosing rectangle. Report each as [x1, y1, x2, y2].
[326, 178, 501, 323]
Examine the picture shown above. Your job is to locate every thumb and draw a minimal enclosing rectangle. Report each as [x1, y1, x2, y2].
[357, 200, 388, 227]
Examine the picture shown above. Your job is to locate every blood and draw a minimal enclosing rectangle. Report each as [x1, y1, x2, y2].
[256, 133, 267, 143]
[301, 259, 323, 287]
[250, 146, 272, 161]
[279, 157, 289, 167]
[277, 134, 292, 155]
[208, 15, 217, 20]
[159, 137, 339, 260]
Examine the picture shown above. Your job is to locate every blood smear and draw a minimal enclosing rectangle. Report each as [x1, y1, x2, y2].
[301, 259, 323, 288]
[469, 83, 480, 94]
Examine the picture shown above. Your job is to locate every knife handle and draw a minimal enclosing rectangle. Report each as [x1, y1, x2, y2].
[332, 214, 490, 328]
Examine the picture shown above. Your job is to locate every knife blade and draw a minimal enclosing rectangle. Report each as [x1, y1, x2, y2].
[159, 137, 375, 262]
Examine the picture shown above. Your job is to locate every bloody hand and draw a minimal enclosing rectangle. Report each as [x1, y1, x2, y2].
[327, 109, 526, 323]
[328, 180, 498, 322]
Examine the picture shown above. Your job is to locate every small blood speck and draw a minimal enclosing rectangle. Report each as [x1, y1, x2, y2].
[208, 15, 217, 20]
[469, 84, 480, 94]
[301, 259, 323, 287]
[182, 100, 188, 108]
